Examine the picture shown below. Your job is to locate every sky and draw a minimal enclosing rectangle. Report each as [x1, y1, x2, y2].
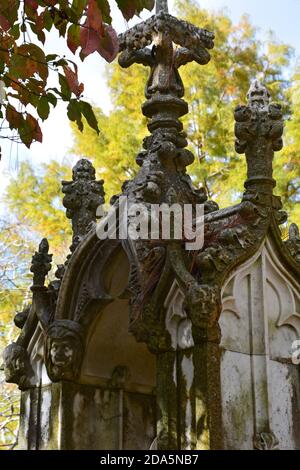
[1, 0, 300, 205]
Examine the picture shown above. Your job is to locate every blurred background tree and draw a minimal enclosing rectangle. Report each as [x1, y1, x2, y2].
[1, 0, 299, 449]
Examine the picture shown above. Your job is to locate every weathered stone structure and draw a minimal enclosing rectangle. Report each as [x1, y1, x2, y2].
[3, 0, 300, 450]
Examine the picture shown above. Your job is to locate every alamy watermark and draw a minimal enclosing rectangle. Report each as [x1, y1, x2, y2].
[96, 196, 205, 251]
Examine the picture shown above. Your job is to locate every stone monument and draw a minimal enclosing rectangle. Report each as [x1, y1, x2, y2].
[3, 0, 300, 450]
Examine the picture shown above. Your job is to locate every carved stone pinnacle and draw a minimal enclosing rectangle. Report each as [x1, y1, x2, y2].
[118, 9, 214, 173]
[234, 80, 284, 199]
[30, 238, 52, 290]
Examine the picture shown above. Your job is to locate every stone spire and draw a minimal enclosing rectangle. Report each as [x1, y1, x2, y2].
[62, 159, 105, 250]
[234, 80, 284, 198]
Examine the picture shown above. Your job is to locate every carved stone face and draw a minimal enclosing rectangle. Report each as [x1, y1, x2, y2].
[4, 350, 26, 382]
[50, 339, 74, 369]
[2, 343, 34, 389]
[45, 320, 84, 382]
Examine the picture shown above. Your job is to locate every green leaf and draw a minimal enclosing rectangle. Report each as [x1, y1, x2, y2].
[71, 0, 88, 17]
[80, 101, 99, 134]
[46, 54, 59, 62]
[96, 0, 112, 24]
[67, 24, 81, 54]
[59, 73, 71, 101]
[67, 99, 83, 131]
[46, 93, 58, 108]
[11, 23, 20, 40]
[43, 9, 54, 32]
[37, 96, 50, 120]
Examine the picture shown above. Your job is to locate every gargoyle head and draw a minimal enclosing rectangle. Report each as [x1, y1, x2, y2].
[45, 320, 84, 382]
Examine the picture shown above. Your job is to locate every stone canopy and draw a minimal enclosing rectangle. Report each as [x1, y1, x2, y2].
[3, 0, 300, 450]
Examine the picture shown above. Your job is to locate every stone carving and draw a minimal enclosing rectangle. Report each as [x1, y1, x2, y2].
[45, 320, 84, 382]
[62, 159, 105, 250]
[253, 432, 279, 450]
[30, 238, 52, 289]
[165, 283, 194, 350]
[118, 1, 215, 182]
[2, 343, 35, 390]
[117, 1, 220, 341]
[184, 282, 221, 330]
[118, 11, 214, 59]
[14, 304, 31, 329]
[108, 366, 130, 389]
[235, 80, 284, 208]
[285, 223, 300, 264]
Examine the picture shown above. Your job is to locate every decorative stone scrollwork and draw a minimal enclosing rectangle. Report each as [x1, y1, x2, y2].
[253, 432, 279, 450]
[45, 320, 84, 382]
[2, 343, 35, 390]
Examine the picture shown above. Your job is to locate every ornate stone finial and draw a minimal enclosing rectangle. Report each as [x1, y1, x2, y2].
[62, 159, 105, 250]
[118, 4, 214, 175]
[234, 80, 284, 199]
[30, 238, 52, 290]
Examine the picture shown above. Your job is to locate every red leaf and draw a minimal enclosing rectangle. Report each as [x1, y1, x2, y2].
[97, 25, 118, 63]
[80, 19, 100, 57]
[87, 0, 104, 36]
[25, 0, 38, 9]
[63, 65, 84, 97]
[43, 0, 58, 5]
[6, 105, 23, 130]
[115, 0, 136, 21]
[80, 22, 118, 62]
[0, 14, 10, 32]
[27, 114, 42, 143]
[115, 0, 155, 21]
[36, 11, 45, 32]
